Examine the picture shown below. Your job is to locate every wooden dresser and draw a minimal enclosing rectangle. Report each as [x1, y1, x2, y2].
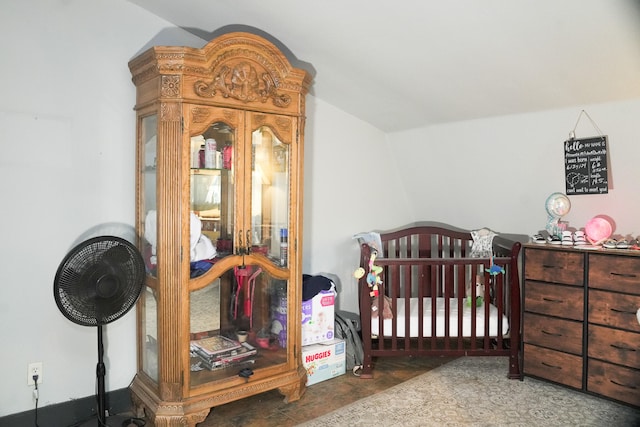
[523, 244, 640, 407]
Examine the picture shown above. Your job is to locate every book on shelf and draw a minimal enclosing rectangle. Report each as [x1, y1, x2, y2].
[191, 334, 242, 357]
[195, 342, 258, 371]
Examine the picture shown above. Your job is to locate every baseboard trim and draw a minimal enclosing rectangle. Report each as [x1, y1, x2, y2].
[0, 388, 132, 427]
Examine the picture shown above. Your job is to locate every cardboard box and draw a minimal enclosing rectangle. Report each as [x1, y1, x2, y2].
[302, 339, 346, 386]
[301, 289, 336, 346]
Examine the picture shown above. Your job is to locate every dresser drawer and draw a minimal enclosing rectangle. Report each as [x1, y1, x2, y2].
[525, 248, 584, 286]
[588, 324, 640, 369]
[589, 289, 640, 332]
[588, 358, 640, 407]
[589, 254, 640, 295]
[524, 312, 583, 355]
[524, 343, 583, 389]
[524, 281, 584, 320]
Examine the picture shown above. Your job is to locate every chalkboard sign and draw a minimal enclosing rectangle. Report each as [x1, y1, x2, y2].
[564, 136, 608, 195]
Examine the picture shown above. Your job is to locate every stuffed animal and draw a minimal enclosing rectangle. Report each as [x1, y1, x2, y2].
[354, 249, 383, 297]
[486, 255, 505, 275]
[371, 295, 393, 319]
[465, 275, 485, 307]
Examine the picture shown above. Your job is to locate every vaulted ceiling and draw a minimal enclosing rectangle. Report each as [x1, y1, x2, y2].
[127, 0, 640, 132]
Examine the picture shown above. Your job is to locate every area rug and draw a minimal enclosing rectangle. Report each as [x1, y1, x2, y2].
[297, 357, 640, 427]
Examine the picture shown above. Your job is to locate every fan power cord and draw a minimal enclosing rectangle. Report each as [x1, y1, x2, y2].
[33, 374, 40, 427]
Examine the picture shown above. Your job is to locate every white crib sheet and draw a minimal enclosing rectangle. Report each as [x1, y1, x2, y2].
[371, 297, 509, 338]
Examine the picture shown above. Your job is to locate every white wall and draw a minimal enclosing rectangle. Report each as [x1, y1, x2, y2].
[0, 0, 207, 417]
[389, 100, 640, 238]
[302, 97, 409, 314]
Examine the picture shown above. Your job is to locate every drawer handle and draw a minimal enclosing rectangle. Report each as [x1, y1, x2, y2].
[610, 272, 638, 279]
[541, 361, 562, 370]
[542, 297, 564, 304]
[611, 379, 638, 390]
[542, 264, 560, 270]
[610, 307, 636, 315]
[541, 329, 562, 337]
[611, 343, 636, 352]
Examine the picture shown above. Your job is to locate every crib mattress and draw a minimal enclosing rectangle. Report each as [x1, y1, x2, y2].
[370, 297, 509, 338]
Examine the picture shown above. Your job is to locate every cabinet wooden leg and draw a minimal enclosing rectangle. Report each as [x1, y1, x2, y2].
[151, 409, 210, 427]
[130, 392, 146, 419]
[186, 409, 211, 427]
[279, 369, 307, 403]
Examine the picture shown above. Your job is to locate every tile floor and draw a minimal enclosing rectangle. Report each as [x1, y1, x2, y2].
[130, 355, 456, 426]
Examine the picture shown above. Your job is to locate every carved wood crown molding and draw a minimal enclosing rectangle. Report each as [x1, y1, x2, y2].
[161, 75, 181, 98]
[130, 52, 197, 86]
[195, 60, 291, 108]
[129, 43, 309, 101]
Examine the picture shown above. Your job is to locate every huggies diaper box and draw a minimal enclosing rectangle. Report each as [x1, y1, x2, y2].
[301, 338, 346, 386]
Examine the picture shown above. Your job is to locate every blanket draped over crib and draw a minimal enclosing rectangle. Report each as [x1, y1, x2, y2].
[356, 222, 526, 380]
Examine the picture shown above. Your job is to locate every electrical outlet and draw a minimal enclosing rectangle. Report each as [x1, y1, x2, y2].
[27, 362, 42, 386]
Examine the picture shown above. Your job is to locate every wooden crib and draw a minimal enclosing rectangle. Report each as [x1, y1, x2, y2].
[356, 222, 525, 380]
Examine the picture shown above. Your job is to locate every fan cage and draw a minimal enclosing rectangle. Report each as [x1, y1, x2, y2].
[54, 236, 145, 326]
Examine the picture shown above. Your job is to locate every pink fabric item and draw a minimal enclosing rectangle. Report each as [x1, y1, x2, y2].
[584, 217, 612, 245]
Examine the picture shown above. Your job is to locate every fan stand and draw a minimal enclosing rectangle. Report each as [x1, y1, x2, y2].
[54, 236, 146, 427]
[96, 325, 107, 425]
[78, 325, 134, 427]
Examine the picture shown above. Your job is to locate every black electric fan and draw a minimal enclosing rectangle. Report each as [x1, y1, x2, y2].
[54, 236, 145, 427]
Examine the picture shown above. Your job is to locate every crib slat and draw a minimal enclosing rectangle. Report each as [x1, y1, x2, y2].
[417, 262, 425, 350]
[443, 264, 452, 348]
[495, 271, 505, 348]
[429, 264, 438, 349]
[392, 263, 400, 349]
[404, 262, 412, 350]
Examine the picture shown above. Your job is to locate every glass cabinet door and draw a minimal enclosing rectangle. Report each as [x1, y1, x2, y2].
[189, 121, 236, 274]
[141, 114, 158, 274]
[250, 126, 290, 267]
[188, 112, 295, 271]
[186, 113, 297, 390]
[139, 113, 159, 382]
[188, 266, 288, 388]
